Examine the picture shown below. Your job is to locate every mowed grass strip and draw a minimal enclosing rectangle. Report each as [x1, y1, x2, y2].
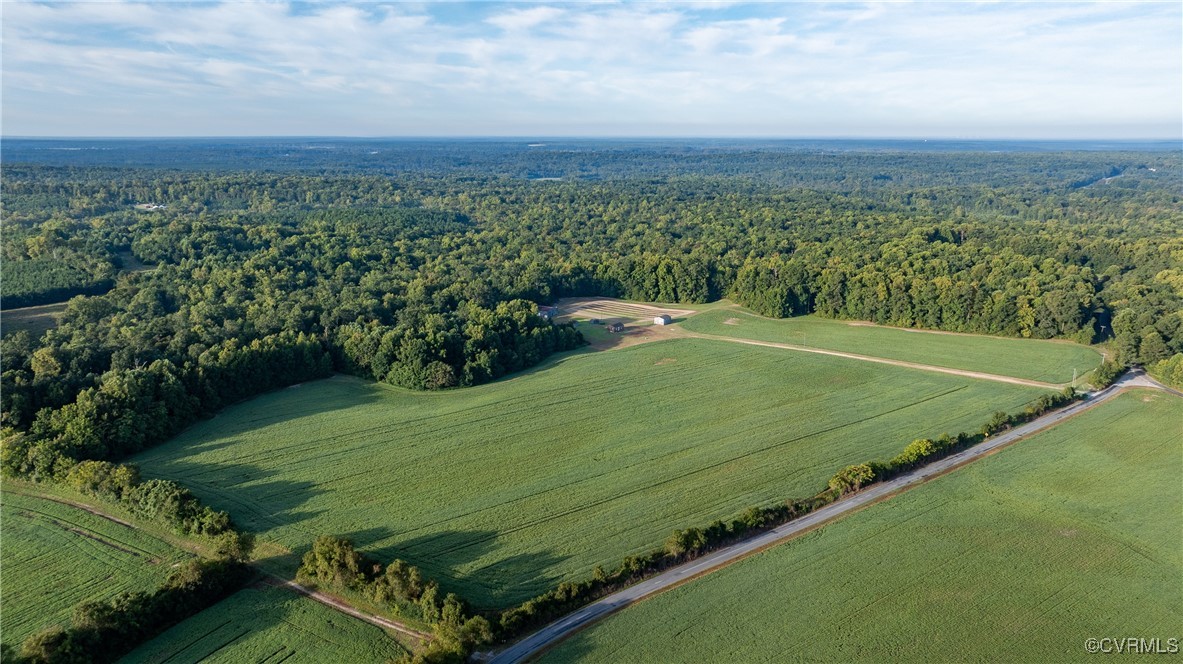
[135, 338, 1045, 608]
[0, 490, 193, 646]
[681, 308, 1103, 384]
[121, 586, 407, 664]
[0, 302, 67, 338]
[541, 390, 1183, 664]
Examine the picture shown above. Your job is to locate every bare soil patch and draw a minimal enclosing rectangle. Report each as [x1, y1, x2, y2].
[558, 297, 698, 352]
[556, 297, 696, 323]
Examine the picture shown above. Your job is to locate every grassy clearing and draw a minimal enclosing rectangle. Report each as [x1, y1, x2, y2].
[121, 585, 407, 664]
[0, 302, 67, 338]
[681, 307, 1103, 384]
[135, 338, 1044, 608]
[0, 490, 193, 647]
[542, 390, 1183, 663]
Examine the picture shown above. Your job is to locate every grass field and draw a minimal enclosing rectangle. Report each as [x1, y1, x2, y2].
[542, 390, 1183, 663]
[0, 302, 67, 338]
[0, 490, 193, 647]
[681, 308, 1103, 384]
[121, 586, 407, 664]
[134, 338, 1046, 608]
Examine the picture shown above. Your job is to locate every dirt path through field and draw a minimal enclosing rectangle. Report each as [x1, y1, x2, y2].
[681, 331, 1063, 389]
[5, 489, 141, 530]
[553, 298, 1070, 387]
[259, 576, 433, 642]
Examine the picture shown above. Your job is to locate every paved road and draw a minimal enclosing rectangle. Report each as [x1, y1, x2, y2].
[487, 371, 1170, 664]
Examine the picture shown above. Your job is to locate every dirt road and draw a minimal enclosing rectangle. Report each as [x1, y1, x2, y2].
[681, 331, 1063, 389]
[260, 576, 432, 641]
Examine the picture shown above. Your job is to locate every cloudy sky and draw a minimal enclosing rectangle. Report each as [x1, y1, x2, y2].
[3, 1, 1180, 138]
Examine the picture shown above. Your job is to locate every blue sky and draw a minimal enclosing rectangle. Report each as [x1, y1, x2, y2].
[3, 1, 1180, 138]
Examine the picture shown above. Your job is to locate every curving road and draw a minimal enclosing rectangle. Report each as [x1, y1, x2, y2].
[487, 371, 1171, 664]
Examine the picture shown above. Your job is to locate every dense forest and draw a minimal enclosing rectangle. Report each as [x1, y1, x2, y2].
[1, 141, 1181, 490]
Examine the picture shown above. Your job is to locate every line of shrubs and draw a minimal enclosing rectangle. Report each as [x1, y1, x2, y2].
[296, 536, 493, 664]
[830, 386, 1080, 494]
[0, 457, 253, 561]
[7, 559, 252, 664]
[493, 387, 1083, 642]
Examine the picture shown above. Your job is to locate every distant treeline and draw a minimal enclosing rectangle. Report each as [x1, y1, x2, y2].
[2, 140, 1176, 190]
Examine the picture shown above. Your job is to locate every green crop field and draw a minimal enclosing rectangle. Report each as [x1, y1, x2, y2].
[135, 338, 1046, 608]
[542, 390, 1183, 663]
[121, 586, 407, 664]
[681, 307, 1103, 384]
[0, 489, 193, 647]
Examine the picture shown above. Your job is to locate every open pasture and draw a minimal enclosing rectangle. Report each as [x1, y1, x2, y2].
[682, 307, 1103, 384]
[135, 338, 1045, 608]
[0, 302, 67, 338]
[121, 585, 407, 664]
[0, 489, 192, 647]
[542, 390, 1183, 663]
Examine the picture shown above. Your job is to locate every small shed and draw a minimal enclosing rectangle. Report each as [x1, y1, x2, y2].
[654, 314, 672, 326]
[537, 305, 558, 321]
[606, 322, 625, 333]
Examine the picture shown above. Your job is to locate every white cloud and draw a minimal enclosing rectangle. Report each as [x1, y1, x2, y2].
[1, 1, 1179, 137]
[487, 6, 565, 32]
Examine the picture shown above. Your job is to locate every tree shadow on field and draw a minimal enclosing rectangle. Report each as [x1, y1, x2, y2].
[161, 374, 387, 444]
[258, 526, 399, 579]
[339, 526, 398, 549]
[134, 452, 327, 544]
[123, 585, 410, 663]
[364, 529, 570, 611]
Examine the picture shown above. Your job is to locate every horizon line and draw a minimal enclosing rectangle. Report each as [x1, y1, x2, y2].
[5, 135, 1181, 142]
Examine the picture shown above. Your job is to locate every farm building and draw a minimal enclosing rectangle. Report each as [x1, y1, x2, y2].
[606, 322, 625, 333]
[537, 305, 559, 320]
[654, 315, 672, 325]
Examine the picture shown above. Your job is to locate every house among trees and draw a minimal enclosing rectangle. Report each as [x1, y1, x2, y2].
[654, 314, 672, 325]
[536, 305, 558, 320]
[606, 322, 625, 333]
